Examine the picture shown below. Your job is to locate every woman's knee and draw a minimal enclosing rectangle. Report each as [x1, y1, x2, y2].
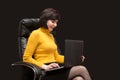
[68, 65, 90, 80]
[72, 65, 88, 72]
[72, 76, 84, 80]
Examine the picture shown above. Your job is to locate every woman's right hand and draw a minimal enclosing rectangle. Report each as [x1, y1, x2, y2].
[41, 63, 60, 70]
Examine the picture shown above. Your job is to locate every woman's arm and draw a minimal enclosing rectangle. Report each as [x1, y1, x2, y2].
[54, 50, 64, 63]
[23, 31, 43, 68]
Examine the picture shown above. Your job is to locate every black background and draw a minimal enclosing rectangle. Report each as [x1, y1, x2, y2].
[0, 0, 119, 80]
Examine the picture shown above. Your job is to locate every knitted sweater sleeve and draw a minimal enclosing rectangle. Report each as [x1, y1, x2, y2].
[54, 50, 64, 63]
[23, 31, 43, 68]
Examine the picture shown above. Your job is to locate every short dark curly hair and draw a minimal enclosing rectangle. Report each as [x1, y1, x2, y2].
[39, 8, 61, 28]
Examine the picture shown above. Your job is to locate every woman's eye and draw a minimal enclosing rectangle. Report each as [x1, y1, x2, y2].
[51, 20, 55, 23]
[51, 20, 58, 23]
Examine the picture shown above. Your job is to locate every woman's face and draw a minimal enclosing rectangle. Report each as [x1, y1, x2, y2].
[47, 20, 58, 32]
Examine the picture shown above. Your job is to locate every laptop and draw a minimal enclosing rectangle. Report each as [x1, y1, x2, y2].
[46, 39, 84, 71]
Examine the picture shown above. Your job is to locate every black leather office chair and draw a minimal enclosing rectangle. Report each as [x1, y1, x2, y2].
[11, 18, 68, 80]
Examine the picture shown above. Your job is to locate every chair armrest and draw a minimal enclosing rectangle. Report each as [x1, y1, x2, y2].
[11, 61, 42, 80]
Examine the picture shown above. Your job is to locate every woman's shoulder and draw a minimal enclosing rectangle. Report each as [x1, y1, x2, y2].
[32, 28, 41, 33]
[31, 27, 49, 36]
[30, 28, 42, 36]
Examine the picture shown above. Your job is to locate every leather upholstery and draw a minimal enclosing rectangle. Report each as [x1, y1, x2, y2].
[18, 18, 40, 60]
[13, 18, 42, 80]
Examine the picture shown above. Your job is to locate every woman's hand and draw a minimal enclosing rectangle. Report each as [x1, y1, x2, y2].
[81, 55, 85, 62]
[49, 63, 60, 68]
[41, 63, 60, 70]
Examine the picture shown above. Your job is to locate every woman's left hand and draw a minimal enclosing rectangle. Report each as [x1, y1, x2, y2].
[81, 55, 85, 62]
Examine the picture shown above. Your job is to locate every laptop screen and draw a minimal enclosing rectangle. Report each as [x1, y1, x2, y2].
[64, 40, 84, 68]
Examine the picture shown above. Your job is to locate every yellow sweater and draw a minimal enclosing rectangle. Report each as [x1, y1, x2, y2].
[23, 27, 64, 68]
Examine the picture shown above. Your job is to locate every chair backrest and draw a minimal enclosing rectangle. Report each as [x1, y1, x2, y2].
[18, 18, 61, 61]
[18, 18, 40, 60]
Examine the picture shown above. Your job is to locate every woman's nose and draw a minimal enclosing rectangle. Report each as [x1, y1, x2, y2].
[54, 23, 57, 27]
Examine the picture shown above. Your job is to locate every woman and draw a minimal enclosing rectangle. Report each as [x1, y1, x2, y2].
[23, 8, 91, 80]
